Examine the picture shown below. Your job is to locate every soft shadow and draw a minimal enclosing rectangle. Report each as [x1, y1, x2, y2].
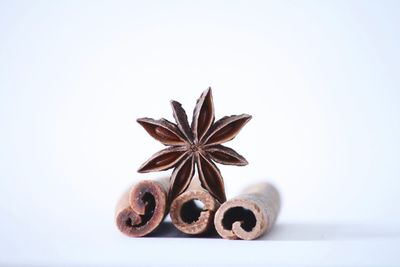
[260, 222, 400, 241]
[147, 221, 220, 238]
[146, 221, 400, 241]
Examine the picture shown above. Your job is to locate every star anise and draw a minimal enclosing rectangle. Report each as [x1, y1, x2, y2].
[137, 88, 251, 203]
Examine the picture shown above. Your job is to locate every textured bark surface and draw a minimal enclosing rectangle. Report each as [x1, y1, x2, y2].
[214, 183, 280, 240]
[170, 179, 220, 235]
[115, 177, 169, 237]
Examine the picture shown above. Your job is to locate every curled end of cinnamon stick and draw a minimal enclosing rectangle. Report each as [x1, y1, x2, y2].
[214, 183, 280, 240]
[170, 188, 220, 235]
[115, 178, 168, 237]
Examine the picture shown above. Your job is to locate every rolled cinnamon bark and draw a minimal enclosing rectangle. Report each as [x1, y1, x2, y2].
[115, 177, 169, 237]
[170, 179, 221, 235]
[214, 183, 280, 240]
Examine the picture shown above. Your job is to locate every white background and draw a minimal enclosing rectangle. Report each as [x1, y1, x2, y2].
[1, 1, 399, 266]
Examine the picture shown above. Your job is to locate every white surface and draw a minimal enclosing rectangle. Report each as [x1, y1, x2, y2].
[2, 218, 400, 266]
[1, 1, 400, 266]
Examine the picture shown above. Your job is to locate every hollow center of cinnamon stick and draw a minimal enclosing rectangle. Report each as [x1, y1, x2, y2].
[126, 192, 156, 227]
[180, 199, 205, 223]
[221, 207, 256, 232]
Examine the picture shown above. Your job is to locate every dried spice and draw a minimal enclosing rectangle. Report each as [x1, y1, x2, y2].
[214, 183, 280, 240]
[169, 178, 220, 235]
[115, 177, 169, 237]
[137, 88, 251, 203]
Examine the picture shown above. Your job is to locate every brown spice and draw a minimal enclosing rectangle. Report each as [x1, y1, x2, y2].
[170, 178, 220, 235]
[115, 177, 169, 237]
[137, 87, 252, 203]
[214, 183, 280, 240]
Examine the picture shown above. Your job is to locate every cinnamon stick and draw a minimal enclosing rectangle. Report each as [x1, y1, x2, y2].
[115, 177, 169, 237]
[170, 179, 220, 235]
[214, 182, 280, 240]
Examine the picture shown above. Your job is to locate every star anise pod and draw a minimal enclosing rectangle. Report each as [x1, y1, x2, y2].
[137, 87, 251, 203]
